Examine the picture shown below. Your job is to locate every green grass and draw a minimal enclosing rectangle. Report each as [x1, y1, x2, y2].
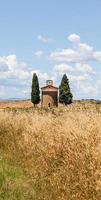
[0, 152, 25, 200]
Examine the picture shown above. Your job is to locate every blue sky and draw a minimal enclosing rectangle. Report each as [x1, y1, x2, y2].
[0, 0, 101, 99]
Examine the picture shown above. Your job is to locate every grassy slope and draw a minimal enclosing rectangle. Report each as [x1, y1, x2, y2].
[0, 101, 101, 200]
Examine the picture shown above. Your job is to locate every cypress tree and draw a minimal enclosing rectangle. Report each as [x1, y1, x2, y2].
[59, 74, 73, 105]
[31, 73, 40, 106]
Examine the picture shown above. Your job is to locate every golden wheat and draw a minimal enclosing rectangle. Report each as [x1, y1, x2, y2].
[0, 104, 101, 200]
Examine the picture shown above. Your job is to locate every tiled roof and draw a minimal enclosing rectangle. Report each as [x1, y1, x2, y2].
[41, 85, 58, 90]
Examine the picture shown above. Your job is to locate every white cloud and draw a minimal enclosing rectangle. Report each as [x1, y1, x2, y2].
[75, 63, 95, 74]
[68, 33, 80, 43]
[54, 62, 94, 75]
[14, 70, 30, 80]
[50, 33, 101, 63]
[93, 51, 101, 61]
[78, 43, 93, 60]
[77, 81, 99, 96]
[79, 43, 93, 53]
[50, 49, 80, 62]
[0, 55, 30, 82]
[0, 55, 27, 71]
[37, 35, 54, 43]
[6, 55, 18, 69]
[0, 54, 51, 95]
[54, 63, 74, 73]
[0, 63, 8, 72]
[35, 50, 44, 57]
[69, 74, 89, 82]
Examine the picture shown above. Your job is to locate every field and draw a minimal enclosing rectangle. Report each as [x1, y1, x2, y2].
[0, 99, 33, 109]
[0, 100, 101, 200]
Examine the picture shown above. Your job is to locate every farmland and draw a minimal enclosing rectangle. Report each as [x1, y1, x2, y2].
[0, 100, 101, 200]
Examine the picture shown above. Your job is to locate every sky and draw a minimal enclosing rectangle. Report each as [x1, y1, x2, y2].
[0, 0, 101, 99]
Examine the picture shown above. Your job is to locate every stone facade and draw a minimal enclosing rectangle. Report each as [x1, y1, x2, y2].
[41, 80, 58, 107]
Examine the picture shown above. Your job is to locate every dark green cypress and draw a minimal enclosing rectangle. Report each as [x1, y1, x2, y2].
[31, 73, 40, 106]
[59, 74, 73, 105]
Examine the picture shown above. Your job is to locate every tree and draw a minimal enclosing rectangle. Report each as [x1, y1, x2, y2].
[59, 74, 73, 105]
[31, 73, 40, 106]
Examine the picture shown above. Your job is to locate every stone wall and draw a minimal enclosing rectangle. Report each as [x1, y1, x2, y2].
[42, 91, 58, 107]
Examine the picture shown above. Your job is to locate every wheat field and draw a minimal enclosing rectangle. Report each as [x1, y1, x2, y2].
[0, 101, 101, 200]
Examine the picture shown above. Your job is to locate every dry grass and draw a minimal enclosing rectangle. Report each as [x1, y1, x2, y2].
[0, 99, 33, 109]
[0, 102, 101, 199]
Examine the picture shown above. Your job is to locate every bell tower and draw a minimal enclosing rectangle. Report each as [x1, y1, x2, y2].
[46, 80, 53, 86]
